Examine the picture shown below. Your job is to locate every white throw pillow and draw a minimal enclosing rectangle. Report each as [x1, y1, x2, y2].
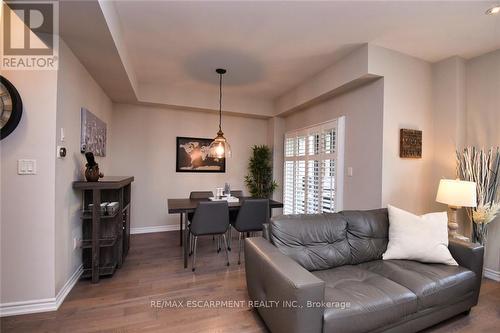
[383, 205, 458, 265]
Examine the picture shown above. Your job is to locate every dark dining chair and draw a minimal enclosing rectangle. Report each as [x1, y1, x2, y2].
[188, 191, 214, 222]
[231, 198, 269, 264]
[227, 190, 244, 248]
[188, 201, 230, 271]
[230, 190, 244, 197]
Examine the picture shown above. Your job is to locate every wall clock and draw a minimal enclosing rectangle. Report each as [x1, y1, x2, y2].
[0, 76, 23, 140]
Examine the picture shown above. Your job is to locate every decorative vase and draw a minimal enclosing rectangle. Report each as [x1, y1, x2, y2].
[472, 221, 487, 245]
[85, 164, 103, 182]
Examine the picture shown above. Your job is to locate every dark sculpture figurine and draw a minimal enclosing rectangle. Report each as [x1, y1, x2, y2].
[84, 152, 103, 182]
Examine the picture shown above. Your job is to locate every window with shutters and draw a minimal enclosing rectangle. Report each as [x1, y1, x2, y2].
[283, 117, 345, 215]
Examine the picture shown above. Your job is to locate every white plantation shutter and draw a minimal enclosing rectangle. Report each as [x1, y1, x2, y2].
[283, 117, 344, 214]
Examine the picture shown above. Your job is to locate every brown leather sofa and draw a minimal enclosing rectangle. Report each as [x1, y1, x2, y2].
[245, 209, 484, 333]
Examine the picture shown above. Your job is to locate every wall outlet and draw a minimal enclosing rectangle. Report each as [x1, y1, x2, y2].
[347, 167, 353, 177]
[57, 146, 67, 158]
[73, 237, 82, 250]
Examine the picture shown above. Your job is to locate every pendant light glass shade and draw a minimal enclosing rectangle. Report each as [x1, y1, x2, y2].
[209, 129, 232, 159]
[209, 68, 231, 159]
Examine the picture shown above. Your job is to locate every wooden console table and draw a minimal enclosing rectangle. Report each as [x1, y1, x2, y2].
[73, 176, 134, 283]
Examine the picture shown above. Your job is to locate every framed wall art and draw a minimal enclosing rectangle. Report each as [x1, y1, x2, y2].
[176, 136, 225, 172]
[400, 128, 422, 158]
[80, 108, 107, 156]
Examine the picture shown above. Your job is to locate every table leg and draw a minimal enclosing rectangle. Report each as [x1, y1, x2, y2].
[179, 214, 183, 246]
[183, 212, 189, 268]
[117, 188, 124, 268]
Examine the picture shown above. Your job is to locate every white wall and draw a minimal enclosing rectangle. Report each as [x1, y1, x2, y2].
[54, 40, 113, 293]
[267, 117, 285, 206]
[274, 45, 436, 214]
[466, 50, 500, 149]
[0, 70, 58, 303]
[465, 49, 500, 273]
[109, 104, 268, 229]
[0, 37, 114, 309]
[275, 45, 371, 115]
[426, 49, 500, 274]
[139, 83, 275, 119]
[369, 45, 435, 214]
[431, 56, 466, 199]
[430, 57, 468, 237]
[282, 79, 384, 210]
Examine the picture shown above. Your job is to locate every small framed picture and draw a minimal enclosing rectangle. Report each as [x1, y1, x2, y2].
[400, 129, 422, 158]
[176, 137, 226, 173]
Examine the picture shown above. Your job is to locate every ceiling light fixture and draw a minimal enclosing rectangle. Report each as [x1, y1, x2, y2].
[486, 5, 500, 15]
[208, 68, 232, 159]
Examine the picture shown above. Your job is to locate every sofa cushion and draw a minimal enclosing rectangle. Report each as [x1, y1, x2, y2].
[383, 205, 457, 265]
[270, 214, 350, 271]
[341, 209, 389, 264]
[313, 266, 418, 333]
[358, 260, 476, 310]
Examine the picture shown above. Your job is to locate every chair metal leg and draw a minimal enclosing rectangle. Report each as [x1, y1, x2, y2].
[217, 235, 221, 253]
[228, 227, 232, 251]
[222, 234, 230, 266]
[192, 236, 198, 272]
[189, 231, 195, 256]
[238, 232, 243, 265]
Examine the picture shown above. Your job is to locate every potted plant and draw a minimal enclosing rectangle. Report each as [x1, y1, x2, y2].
[245, 145, 278, 198]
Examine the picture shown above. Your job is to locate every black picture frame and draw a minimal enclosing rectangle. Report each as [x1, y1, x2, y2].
[176, 136, 226, 173]
[0, 75, 23, 140]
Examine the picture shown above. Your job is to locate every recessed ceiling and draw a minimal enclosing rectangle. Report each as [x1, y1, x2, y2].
[112, 0, 500, 100]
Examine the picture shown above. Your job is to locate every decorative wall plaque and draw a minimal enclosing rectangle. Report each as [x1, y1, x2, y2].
[400, 129, 422, 158]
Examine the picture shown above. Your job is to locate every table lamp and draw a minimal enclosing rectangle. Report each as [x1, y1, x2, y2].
[436, 179, 477, 238]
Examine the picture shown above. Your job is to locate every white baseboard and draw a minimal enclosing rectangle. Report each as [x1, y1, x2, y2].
[0, 265, 83, 317]
[55, 264, 83, 308]
[131, 224, 180, 234]
[484, 268, 500, 282]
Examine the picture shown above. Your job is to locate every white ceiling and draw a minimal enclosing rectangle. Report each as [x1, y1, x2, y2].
[112, 0, 500, 100]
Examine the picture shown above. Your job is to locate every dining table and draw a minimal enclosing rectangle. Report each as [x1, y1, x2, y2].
[167, 197, 284, 268]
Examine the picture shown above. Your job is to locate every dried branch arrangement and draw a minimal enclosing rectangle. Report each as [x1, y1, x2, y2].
[457, 146, 500, 245]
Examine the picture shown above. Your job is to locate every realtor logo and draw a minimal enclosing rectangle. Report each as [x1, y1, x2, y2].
[1, 1, 59, 70]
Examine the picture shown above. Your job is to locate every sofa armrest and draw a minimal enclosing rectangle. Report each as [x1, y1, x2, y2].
[245, 238, 325, 333]
[448, 239, 484, 304]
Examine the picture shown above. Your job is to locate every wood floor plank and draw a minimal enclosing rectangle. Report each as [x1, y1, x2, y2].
[1, 231, 498, 333]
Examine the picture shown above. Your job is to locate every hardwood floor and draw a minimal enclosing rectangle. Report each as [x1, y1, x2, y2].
[1, 231, 499, 333]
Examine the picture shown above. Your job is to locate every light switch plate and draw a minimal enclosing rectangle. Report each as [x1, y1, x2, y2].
[347, 167, 353, 177]
[18, 159, 37, 175]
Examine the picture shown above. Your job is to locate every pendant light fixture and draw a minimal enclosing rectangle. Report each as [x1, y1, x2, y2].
[209, 68, 232, 159]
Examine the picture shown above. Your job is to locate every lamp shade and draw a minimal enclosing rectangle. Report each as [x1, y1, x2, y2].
[436, 179, 477, 208]
[208, 130, 232, 159]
